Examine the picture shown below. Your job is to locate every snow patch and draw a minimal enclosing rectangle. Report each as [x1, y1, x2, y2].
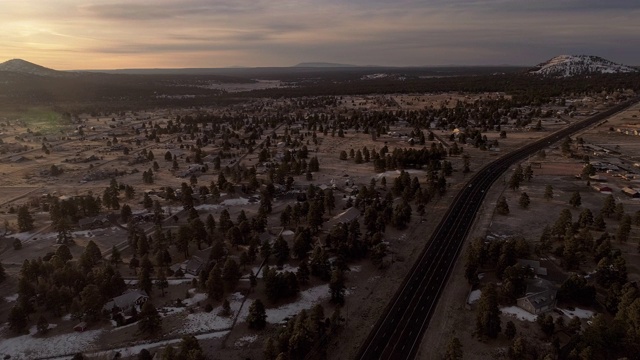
[221, 198, 250, 206]
[468, 289, 481, 304]
[558, 307, 595, 319]
[263, 284, 330, 324]
[501, 306, 538, 322]
[234, 334, 258, 347]
[4, 293, 19, 302]
[0, 329, 102, 360]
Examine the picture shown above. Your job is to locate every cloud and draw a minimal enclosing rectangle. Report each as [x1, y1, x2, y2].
[0, 0, 638, 69]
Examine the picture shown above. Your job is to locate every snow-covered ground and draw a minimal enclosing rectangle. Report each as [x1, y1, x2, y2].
[234, 334, 258, 347]
[178, 292, 244, 334]
[263, 284, 331, 324]
[468, 289, 481, 304]
[501, 306, 538, 322]
[4, 293, 18, 302]
[0, 329, 103, 360]
[195, 204, 221, 211]
[558, 307, 594, 319]
[250, 263, 298, 278]
[221, 197, 250, 206]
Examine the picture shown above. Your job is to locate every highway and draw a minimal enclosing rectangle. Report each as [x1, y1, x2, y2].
[356, 97, 640, 360]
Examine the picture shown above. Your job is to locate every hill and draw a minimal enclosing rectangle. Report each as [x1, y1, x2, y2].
[0, 59, 71, 77]
[529, 55, 637, 78]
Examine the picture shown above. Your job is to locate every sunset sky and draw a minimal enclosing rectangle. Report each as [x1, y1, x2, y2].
[1, 0, 638, 70]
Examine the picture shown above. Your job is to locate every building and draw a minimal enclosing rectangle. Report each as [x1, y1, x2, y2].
[516, 278, 557, 315]
[103, 290, 149, 315]
[78, 215, 109, 230]
[517, 259, 548, 276]
[324, 207, 360, 229]
[592, 185, 612, 193]
[516, 289, 557, 315]
[185, 247, 213, 276]
[621, 187, 640, 198]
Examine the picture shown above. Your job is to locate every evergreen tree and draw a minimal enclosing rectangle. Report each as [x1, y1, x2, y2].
[207, 264, 224, 301]
[443, 336, 463, 360]
[37, 315, 49, 334]
[222, 258, 241, 292]
[519, 192, 530, 209]
[247, 299, 267, 329]
[110, 245, 122, 264]
[617, 214, 632, 243]
[496, 196, 509, 215]
[329, 269, 346, 305]
[601, 194, 616, 218]
[17, 205, 34, 232]
[273, 235, 290, 267]
[138, 302, 162, 336]
[476, 283, 501, 338]
[156, 268, 169, 297]
[505, 320, 516, 340]
[544, 185, 553, 200]
[8, 305, 27, 333]
[569, 191, 582, 208]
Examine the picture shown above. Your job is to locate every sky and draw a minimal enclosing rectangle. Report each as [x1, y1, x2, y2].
[0, 0, 638, 70]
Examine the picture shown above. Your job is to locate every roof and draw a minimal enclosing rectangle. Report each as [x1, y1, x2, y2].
[324, 207, 360, 229]
[103, 290, 148, 312]
[517, 259, 548, 276]
[519, 289, 557, 310]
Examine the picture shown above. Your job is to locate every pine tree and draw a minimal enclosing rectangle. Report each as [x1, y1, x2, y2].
[8, 305, 27, 333]
[222, 258, 241, 292]
[207, 264, 224, 301]
[138, 302, 162, 336]
[519, 192, 530, 209]
[156, 268, 168, 297]
[505, 320, 516, 340]
[601, 194, 616, 218]
[247, 299, 267, 329]
[329, 269, 346, 305]
[617, 214, 632, 243]
[17, 205, 34, 232]
[273, 235, 290, 267]
[569, 191, 582, 207]
[443, 336, 463, 360]
[496, 196, 509, 215]
[0, 262, 6, 283]
[476, 283, 501, 338]
[37, 315, 49, 334]
[544, 185, 553, 200]
[110, 245, 122, 264]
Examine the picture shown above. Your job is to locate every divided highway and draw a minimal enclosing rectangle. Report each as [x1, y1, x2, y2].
[356, 97, 640, 360]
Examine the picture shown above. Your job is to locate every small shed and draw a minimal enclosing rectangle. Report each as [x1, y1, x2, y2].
[74, 322, 88, 332]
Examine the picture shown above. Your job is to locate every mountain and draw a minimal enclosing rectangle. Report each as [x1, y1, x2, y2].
[293, 62, 359, 68]
[529, 55, 637, 77]
[0, 59, 70, 77]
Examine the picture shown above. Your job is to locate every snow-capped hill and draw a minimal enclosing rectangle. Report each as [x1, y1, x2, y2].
[0, 58, 68, 77]
[529, 55, 637, 77]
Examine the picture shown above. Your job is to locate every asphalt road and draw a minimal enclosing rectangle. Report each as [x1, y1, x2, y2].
[356, 97, 640, 360]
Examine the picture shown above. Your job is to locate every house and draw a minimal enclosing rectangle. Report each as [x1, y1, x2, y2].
[517, 259, 548, 276]
[185, 247, 214, 276]
[78, 215, 109, 230]
[516, 289, 557, 315]
[324, 207, 360, 229]
[621, 187, 640, 198]
[103, 290, 149, 315]
[589, 174, 608, 182]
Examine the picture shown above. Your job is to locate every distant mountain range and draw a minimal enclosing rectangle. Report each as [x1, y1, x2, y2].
[0, 58, 71, 77]
[1, 56, 637, 78]
[293, 62, 359, 68]
[528, 55, 637, 77]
